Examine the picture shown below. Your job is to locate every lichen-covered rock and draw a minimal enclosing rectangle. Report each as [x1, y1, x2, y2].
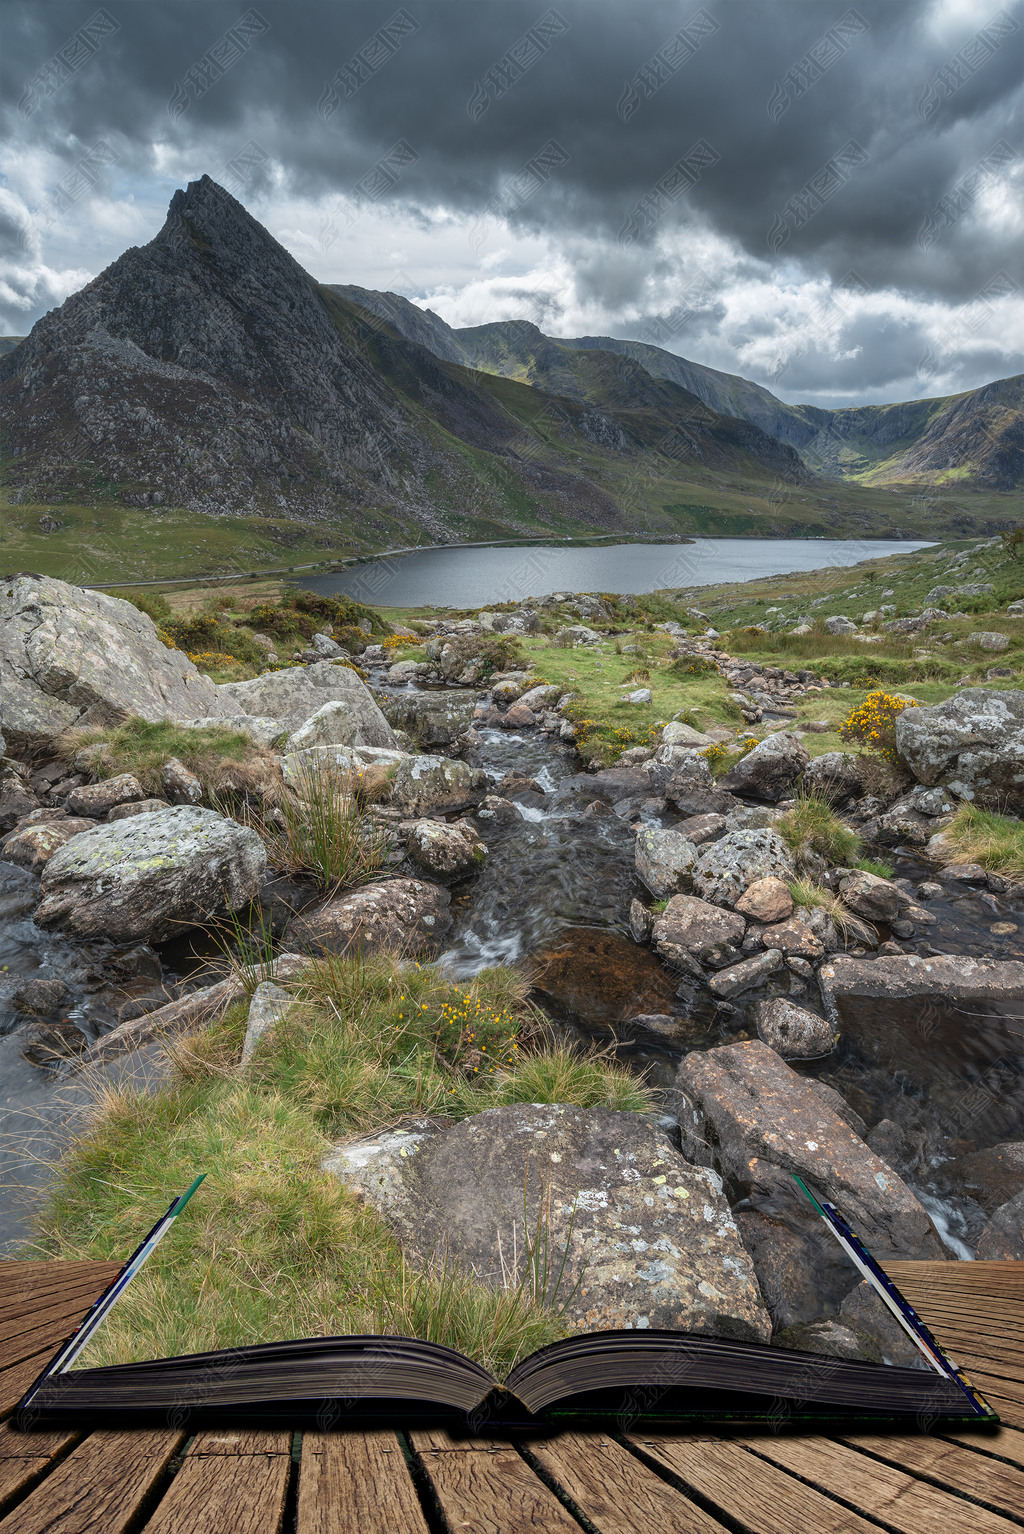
[404, 819, 487, 881]
[220, 661, 397, 745]
[281, 743, 410, 784]
[554, 625, 602, 646]
[0, 575, 240, 753]
[754, 997, 837, 1058]
[758, 915, 825, 960]
[33, 806, 267, 943]
[107, 797, 172, 821]
[707, 948, 783, 996]
[717, 733, 810, 802]
[629, 897, 653, 944]
[65, 774, 146, 817]
[382, 690, 477, 747]
[651, 894, 745, 968]
[323, 1103, 770, 1341]
[389, 755, 486, 815]
[676, 1040, 943, 1258]
[634, 827, 698, 899]
[284, 878, 451, 958]
[660, 721, 717, 750]
[895, 688, 1024, 810]
[2, 817, 98, 873]
[800, 752, 864, 805]
[0, 780, 40, 832]
[692, 828, 795, 908]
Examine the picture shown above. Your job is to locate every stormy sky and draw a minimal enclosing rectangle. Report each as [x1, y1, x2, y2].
[1, 0, 1021, 406]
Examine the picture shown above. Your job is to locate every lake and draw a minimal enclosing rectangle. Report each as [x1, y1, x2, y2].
[298, 538, 933, 608]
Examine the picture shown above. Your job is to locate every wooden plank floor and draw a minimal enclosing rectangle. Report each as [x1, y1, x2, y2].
[0, 1261, 1020, 1533]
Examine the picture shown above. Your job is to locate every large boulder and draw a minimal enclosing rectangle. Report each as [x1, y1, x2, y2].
[382, 690, 477, 748]
[283, 698, 399, 755]
[692, 828, 796, 908]
[33, 806, 267, 943]
[219, 661, 397, 746]
[975, 1190, 1024, 1259]
[895, 689, 1024, 810]
[675, 1040, 943, 1259]
[718, 733, 810, 802]
[0, 575, 239, 752]
[389, 755, 486, 816]
[284, 878, 451, 958]
[323, 1103, 770, 1341]
[633, 827, 698, 898]
[281, 743, 411, 783]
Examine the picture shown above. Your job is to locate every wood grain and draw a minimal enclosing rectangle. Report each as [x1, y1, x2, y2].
[410, 1432, 582, 1533]
[744, 1434, 1022, 1534]
[0, 1429, 183, 1534]
[627, 1435, 882, 1533]
[142, 1454, 290, 1534]
[296, 1431, 430, 1534]
[528, 1431, 728, 1533]
[840, 1431, 1024, 1520]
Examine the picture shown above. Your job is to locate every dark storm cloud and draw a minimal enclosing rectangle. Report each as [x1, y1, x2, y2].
[2, 0, 1021, 301]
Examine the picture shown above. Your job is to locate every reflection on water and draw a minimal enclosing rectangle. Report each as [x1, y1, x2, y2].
[299, 537, 934, 607]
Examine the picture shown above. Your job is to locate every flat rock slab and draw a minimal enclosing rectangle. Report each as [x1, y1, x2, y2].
[0, 575, 238, 752]
[33, 805, 267, 943]
[675, 1040, 943, 1258]
[324, 1102, 770, 1341]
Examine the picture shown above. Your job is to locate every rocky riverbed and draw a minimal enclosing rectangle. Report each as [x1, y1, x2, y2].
[2, 573, 1023, 1351]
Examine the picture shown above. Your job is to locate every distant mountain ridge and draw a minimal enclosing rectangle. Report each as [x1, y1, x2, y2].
[0, 178, 1018, 557]
[334, 286, 1022, 493]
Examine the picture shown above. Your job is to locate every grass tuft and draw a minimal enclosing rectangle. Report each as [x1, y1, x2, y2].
[944, 803, 1024, 881]
[59, 717, 281, 801]
[777, 791, 861, 866]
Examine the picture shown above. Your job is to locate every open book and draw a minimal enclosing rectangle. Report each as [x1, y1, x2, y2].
[18, 1175, 997, 1430]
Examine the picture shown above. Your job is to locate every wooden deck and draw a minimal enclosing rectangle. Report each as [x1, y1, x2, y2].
[0, 1259, 1021, 1532]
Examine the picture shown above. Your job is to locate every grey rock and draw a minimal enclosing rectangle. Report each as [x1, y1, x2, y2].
[634, 827, 698, 899]
[383, 690, 478, 748]
[323, 1103, 770, 1341]
[34, 806, 267, 943]
[160, 758, 203, 805]
[676, 1040, 943, 1258]
[754, 997, 836, 1059]
[0, 575, 238, 753]
[839, 870, 900, 923]
[692, 828, 796, 908]
[106, 797, 172, 821]
[975, 1190, 1024, 1259]
[839, 1281, 926, 1368]
[800, 752, 863, 805]
[389, 755, 486, 816]
[950, 1142, 1024, 1215]
[285, 878, 451, 959]
[660, 721, 717, 749]
[675, 812, 728, 846]
[404, 819, 487, 881]
[241, 981, 294, 1063]
[707, 949, 784, 996]
[825, 616, 858, 635]
[220, 661, 397, 746]
[65, 773, 145, 817]
[895, 688, 1024, 811]
[969, 631, 1010, 652]
[651, 895, 746, 969]
[2, 817, 98, 873]
[718, 733, 810, 802]
[554, 625, 602, 646]
[281, 744, 411, 784]
[629, 897, 653, 944]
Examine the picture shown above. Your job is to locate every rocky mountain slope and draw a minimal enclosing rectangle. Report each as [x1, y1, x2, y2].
[338, 287, 1022, 492]
[0, 178, 811, 546]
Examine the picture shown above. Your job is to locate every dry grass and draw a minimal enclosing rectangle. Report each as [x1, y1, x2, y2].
[58, 717, 283, 801]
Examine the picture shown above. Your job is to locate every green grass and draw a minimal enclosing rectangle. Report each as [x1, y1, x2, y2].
[776, 792, 861, 866]
[944, 803, 1024, 881]
[59, 717, 280, 799]
[854, 856, 896, 880]
[34, 953, 652, 1375]
[251, 758, 394, 891]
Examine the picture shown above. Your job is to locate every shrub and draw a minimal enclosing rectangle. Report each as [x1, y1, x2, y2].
[670, 654, 718, 677]
[110, 588, 172, 624]
[159, 613, 266, 670]
[839, 690, 918, 762]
